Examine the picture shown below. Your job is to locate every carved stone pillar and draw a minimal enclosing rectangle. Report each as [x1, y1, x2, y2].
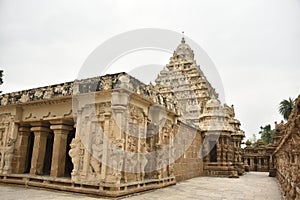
[250, 158, 254, 170]
[30, 124, 51, 175]
[101, 111, 111, 180]
[264, 158, 268, 169]
[221, 137, 225, 162]
[50, 124, 73, 177]
[217, 140, 221, 162]
[204, 140, 210, 163]
[111, 84, 130, 140]
[13, 125, 31, 173]
[258, 157, 261, 171]
[112, 107, 126, 139]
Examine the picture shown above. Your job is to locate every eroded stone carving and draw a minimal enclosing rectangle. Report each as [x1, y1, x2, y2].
[43, 87, 53, 99]
[271, 94, 300, 199]
[69, 138, 81, 175]
[1, 95, 8, 106]
[109, 139, 124, 183]
[90, 134, 103, 175]
[19, 93, 30, 103]
[2, 138, 15, 174]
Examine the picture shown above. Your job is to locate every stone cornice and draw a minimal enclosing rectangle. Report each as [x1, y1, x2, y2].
[0, 72, 176, 111]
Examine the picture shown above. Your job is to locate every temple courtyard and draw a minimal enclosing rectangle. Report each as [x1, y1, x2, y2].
[0, 172, 282, 200]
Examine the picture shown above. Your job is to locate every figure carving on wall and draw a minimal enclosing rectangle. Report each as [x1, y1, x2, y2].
[124, 136, 137, 182]
[109, 139, 124, 182]
[43, 86, 53, 99]
[127, 136, 136, 152]
[157, 93, 164, 106]
[162, 127, 169, 145]
[54, 85, 63, 95]
[19, 93, 30, 103]
[1, 95, 8, 106]
[90, 134, 103, 174]
[65, 83, 72, 95]
[34, 89, 43, 99]
[101, 76, 112, 90]
[3, 138, 15, 174]
[155, 143, 169, 179]
[69, 138, 81, 174]
[139, 153, 148, 180]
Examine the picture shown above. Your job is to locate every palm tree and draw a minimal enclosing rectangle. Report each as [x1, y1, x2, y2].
[279, 97, 295, 121]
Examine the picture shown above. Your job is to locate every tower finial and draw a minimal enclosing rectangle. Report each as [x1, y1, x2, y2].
[181, 31, 185, 44]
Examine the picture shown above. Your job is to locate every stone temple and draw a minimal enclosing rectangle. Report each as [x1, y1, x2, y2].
[0, 38, 246, 197]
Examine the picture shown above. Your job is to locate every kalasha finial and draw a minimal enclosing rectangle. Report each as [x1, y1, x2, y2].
[181, 31, 185, 43]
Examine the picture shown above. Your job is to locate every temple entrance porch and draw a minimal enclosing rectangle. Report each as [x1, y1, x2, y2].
[13, 118, 75, 178]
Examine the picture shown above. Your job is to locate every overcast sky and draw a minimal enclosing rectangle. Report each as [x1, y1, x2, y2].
[0, 0, 299, 140]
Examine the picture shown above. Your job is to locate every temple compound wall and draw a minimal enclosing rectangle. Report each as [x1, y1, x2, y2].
[240, 95, 300, 199]
[0, 38, 245, 197]
[270, 95, 300, 199]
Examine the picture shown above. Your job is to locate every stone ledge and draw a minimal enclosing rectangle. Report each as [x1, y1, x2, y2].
[0, 174, 176, 197]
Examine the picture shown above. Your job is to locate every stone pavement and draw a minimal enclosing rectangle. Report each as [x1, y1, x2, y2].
[0, 172, 282, 200]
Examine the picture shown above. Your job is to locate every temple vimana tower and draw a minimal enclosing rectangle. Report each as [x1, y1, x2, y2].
[0, 38, 246, 197]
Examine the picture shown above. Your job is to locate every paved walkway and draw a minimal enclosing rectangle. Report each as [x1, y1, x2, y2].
[0, 172, 282, 200]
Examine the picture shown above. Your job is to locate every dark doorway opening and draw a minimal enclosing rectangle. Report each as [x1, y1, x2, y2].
[43, 133, 54, 175]
[209, 141, 217, 162]
[24, 132, 34, 173]
[254, 157, 258, 171]
[65, 128, 76, 177]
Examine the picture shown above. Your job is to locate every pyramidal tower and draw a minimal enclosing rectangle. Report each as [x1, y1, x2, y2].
[155, 37, 245, 176]
[155, 37, 218, 126]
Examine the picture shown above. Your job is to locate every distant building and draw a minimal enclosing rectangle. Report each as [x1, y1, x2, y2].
[242, 139, 276, 172]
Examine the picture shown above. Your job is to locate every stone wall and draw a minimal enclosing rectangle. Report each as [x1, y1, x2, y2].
[173, 121, 203, 182]
[271, 94, 300, 199]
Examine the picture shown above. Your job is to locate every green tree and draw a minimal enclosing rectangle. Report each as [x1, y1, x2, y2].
[259, 124, 275, 145]
[279, 97, 295, 121]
